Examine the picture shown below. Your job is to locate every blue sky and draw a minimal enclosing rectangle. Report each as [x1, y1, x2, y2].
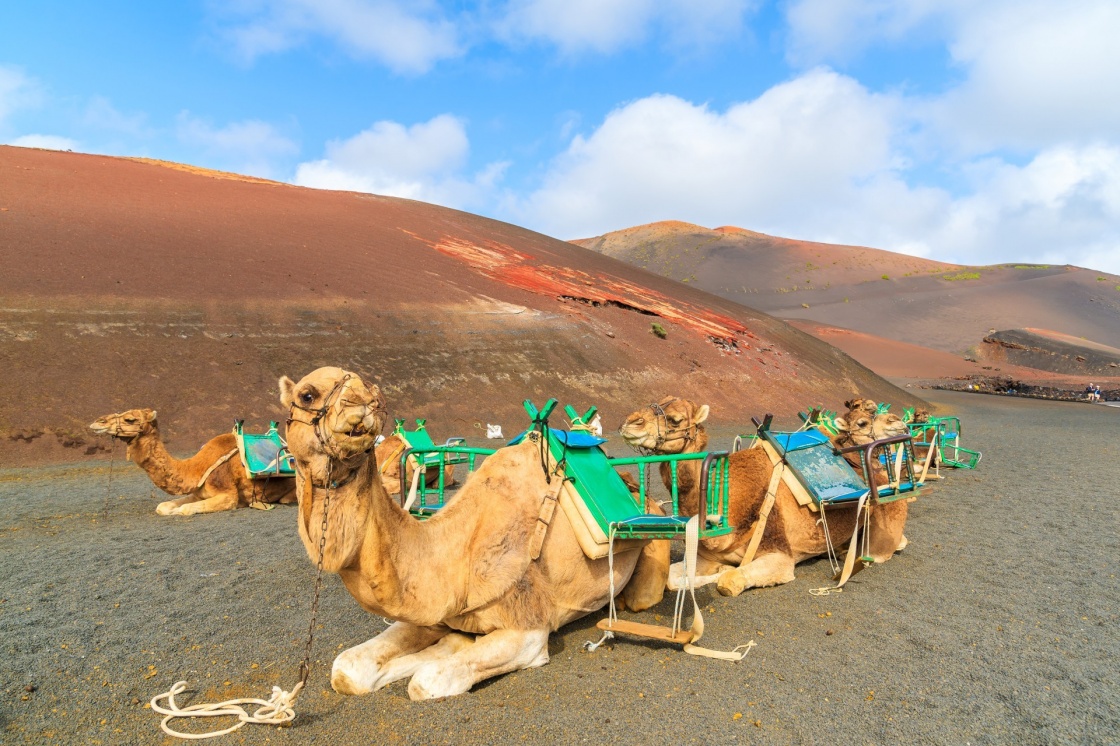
[2, 1, 1119, 273]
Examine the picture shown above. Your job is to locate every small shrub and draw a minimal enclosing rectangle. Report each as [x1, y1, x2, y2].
[650, 322, 667, 339]
[881, 275, 890, 280]
[1013, 264, 1048, 269]
[943, 272, 981, 281]
[1098, 276, 1108, 281]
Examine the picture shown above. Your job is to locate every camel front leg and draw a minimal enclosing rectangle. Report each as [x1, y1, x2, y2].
[332, 622, 453, 695]
[171, 489, 239, 516]
[716, 552, 797, 597]
[619, 540, 669, 612]
[156, 494, 201, 516]
[407, 628, 549, 701]
[666, 556, 733, 591]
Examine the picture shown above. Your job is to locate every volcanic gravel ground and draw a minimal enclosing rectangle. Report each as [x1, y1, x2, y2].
[1, 391, 1117, 744]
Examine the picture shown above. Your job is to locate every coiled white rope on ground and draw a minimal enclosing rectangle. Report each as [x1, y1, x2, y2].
[150, 680, 303, 739]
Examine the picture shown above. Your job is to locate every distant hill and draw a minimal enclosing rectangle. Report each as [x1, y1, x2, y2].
[574, 221, 1120, 364]
[0, 147, 922, 464]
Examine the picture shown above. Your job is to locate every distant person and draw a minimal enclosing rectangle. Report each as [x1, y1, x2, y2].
[1094, 385, 1102, 402]
[1086, 383, 1096, 401]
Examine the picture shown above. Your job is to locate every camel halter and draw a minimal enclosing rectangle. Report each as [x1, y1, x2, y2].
[629, 399, 699, 455]
[286, 374, 382, 477]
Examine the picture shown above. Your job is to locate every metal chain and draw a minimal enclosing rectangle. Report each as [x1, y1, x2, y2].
[102, 441, 116, 522]
[299, 459, 332, 688]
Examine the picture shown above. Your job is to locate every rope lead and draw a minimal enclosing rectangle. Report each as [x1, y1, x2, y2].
[150, 680, 303, 740]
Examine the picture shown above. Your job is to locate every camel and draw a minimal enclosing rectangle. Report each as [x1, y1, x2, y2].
[374, 430, 457, 498]
[89, 409, 296, 515]
[619, 397, 912, 597]
[277, 367, 667, 700]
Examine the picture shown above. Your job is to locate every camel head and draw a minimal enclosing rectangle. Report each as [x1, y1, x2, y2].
[88, 408, 157, 440]
[843, 398, 879, 418]
[619, 396, 709, 454]
[834, 411, 909, 447]
[279, 367, 387, 469]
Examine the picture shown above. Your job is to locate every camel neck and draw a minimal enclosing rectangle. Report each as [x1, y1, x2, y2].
[659, 426, 708, 515]
[127, 426, 198, 495]
[309, 453, 495, 624]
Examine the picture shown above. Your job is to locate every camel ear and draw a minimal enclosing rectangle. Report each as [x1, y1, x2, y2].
[143, 409, 157, 423]
[694, 404, 710, 424]
[834, 416, 849, 433]
[279, 376, 296, 408]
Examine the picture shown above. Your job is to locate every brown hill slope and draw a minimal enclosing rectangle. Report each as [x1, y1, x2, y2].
[0, 147, 923, 464]
[574, 221, 1120, 355]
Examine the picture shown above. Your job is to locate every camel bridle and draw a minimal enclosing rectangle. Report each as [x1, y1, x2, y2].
[99, 412, 146, 441]
[286, 373, 384, 483]
[626, 398, 699, 455]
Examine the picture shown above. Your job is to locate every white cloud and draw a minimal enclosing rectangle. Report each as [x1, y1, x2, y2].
[496, 0, 754, 54]
[935, 1, 1120, 151]
[213, 0, 461, 74]
[513, 69, 898, 238]
[0, 65, 43, 126]
[8, 134, 80, 151]
[82, 96, 151, 138]
[786, 0, 1120, 151]
[509, 68, 1120, 274]
[293, 114, 504, 208]
[784, 0, 953, 65]
[176, 113, 299, 178]
[927, 144, 1120, 271]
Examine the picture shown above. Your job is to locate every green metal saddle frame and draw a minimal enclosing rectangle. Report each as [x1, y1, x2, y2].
[401, 399, 734, 540]
[232, 420, 295, 479]
[392, 419, 486, 517]
[736, 414, 924, 505]
[908, 415, 981, 469]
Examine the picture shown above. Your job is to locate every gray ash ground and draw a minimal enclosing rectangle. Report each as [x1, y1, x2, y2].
[1, 390, 1117, 745]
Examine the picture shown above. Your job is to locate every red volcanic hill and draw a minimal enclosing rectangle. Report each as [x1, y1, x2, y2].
[575, 221, 1120, 381]
[0, 147, 923, 464]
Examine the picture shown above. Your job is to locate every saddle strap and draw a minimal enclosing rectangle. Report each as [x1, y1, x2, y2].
[377, 440, 407, 476]
[679, 516, 755, 661]
[529, 467, 567, 560]
[833, 492, 870, 588]
[195, 449, 239, 491]
[401, 466, 423, 512]
[739, 462, 784, 567]
[917, 431, 938, 484]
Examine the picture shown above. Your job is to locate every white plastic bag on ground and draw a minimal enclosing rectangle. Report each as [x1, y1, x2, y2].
[486, 424, 503, 439]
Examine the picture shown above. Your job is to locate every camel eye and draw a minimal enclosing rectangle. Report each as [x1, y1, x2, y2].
[124, 418, 137, 424]
[300, 392, 314, 405]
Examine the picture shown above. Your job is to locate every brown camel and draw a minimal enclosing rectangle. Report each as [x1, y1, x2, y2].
[89, 409, 295, 515]
[374, 432, 457, 497]
[620, 397, 912, 597]
[278, 367, 667, 700]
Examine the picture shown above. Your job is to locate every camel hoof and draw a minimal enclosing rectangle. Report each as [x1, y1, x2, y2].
[716, 570, 747, 597]
[155, 501, 178, 516]
[896, 534, 909, 553]
[330, 668, 370, 696]
[407, 663, 461, 701]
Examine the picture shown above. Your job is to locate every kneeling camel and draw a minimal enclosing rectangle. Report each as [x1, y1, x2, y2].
[278, 367, 667, 700]
[620, 397, 911, 597]
[89, 409, 295, 515]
